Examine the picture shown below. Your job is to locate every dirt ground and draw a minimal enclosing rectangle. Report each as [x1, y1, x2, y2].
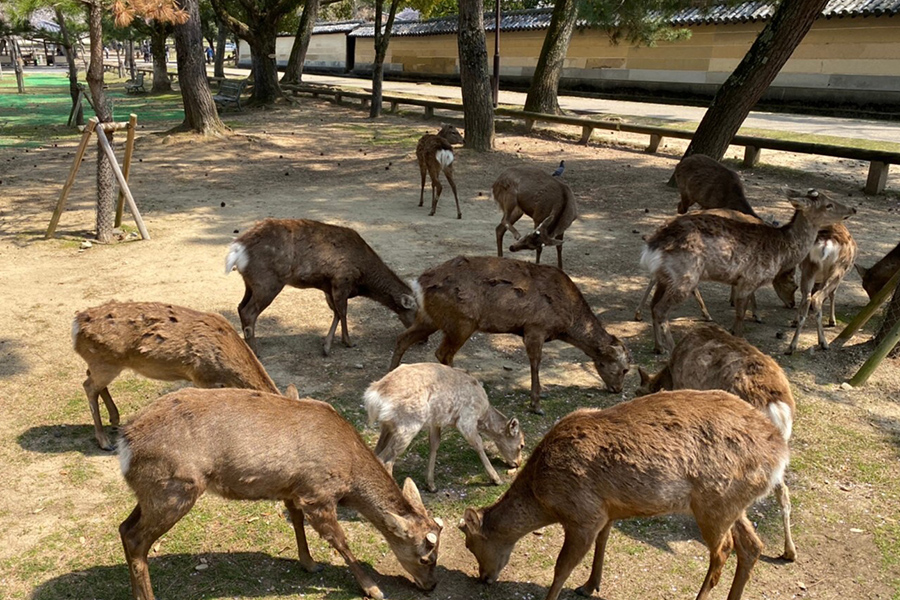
[1, 96, 899, 600]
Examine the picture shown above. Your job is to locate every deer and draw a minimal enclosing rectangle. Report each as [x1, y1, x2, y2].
[642, 188, 856, 353]
[784, 222, 858, 354]
[492, 165, 578, 270]
[636, 325, 797, 560]
[459, 390, 790, 600]
[226, 219, 418, 356]
[855, 241, 900, 300]
[364, 363, 524, 492]
[389, 255, 630, 415]
[72, 301, 285, 451]
[117, 387, 442, 600]
[416, 124, 464, 219]
[674, 154, 759, 216]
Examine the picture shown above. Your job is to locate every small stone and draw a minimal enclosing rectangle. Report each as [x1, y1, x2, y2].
[502, 365, 513, 371]
[80, 241, 92, 249]
[195, 563, 209, 571]
[849, 527, 864, 533]
[840, 382, 853, 391]
[354, 363, 364, 369]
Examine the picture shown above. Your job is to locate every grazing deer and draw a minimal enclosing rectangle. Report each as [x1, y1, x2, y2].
[459, 390, 789, 600]
[416, 124, 464, 218]
[389, 256, 630, 415]
[365, 363, 524, 492]
[72, 301, 283, 450]
[785, 223, 858, 354]
[226, 219, 418, 356]
[674, 154, 759, 216]
[642, 189, 856, 353]
[493, 165, 578, 270]
[637, 325, 797, 560]
[855, 241, 900, 300]
[117, 388, 442, 600]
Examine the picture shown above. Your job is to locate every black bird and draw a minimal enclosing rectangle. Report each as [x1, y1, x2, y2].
[552, 160, 565, 177]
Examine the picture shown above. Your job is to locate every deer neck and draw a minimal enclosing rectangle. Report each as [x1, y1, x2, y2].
[477, 406, 507, 437]
[363, 268, 412, 316]
[775, 210, 820, 272]
[482, 481, 553, 543]
[346, 463, 420, 536]
[560, 312, 608, 358]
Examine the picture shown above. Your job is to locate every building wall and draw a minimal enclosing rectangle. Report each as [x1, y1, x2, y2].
[238, 32, 347, 68]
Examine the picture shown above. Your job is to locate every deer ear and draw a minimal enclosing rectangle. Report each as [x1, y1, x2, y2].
[284, 384, 300, 400]
[460, 507, 483, 534]
[402, 478, 427, 513]
[638, 367, 650, 387]
[507, 418, 519, 437]
[385, 511, 410, 537]
[400, 294, 417, 310]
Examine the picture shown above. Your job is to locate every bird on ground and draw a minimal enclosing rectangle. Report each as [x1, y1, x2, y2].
[552, 160, 565, 177]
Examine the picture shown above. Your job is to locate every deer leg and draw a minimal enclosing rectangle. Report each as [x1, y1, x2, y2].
[555, 232, 564, 270]
[725, 514, 763, 600]
[304, 503, 384, 600]
[428, 163, 443, 217]
[826, 290, 837, 327]
[378, 426, 417, 476]
[523, 329, 546, 414]
[773, 483, 796, 561]
[749, 292, 761, 323]
[545, 526, 602, 600]
[694, 509, 736, 600]
[650, 279, 691, 354]
[329, 285, 354, 351]
[323, 292, 340, 357]
[812, 291, 829, 350]
[496, 208, 524, 257]
[389, 321, 439, 370]
[731, 288, 754, 338]
[457, 420, 502, 486]
[692, 288, 713, 321]
[426, 425, 442, 492]
[83, 366, 121, 451]
[284, 499, 324, 572]
[576, 520, 613, 597]
[786, 276, 814, 355]
[444, 164, 461, 219]
[534, 245, 543, 265]
[237, 280, 285, 355]
[434, 323, 475, 366]
[100, 388, 119, 426]
[418, 159, 427, 207]
[634, 278, 655, 322]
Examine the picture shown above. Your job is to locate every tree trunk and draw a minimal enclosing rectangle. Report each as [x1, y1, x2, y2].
[214, 18, 227, 78]
[56, 7, 83, 126]
[281, 0, 320, 84]
[87, 0, 115, 243]
[150, 24, 172, 92]
[875, 284, 900, 358]
[681, 0, 830, 162]
[248, 28, 283, 104]
[457, 0, 494, 151]
[174, 0, 227, 135]
[369, 0, 400, 118]
[524, 0, 577, 114]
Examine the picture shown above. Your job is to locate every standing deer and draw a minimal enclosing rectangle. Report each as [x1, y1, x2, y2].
[642, 189, 856, 353]
[117, 388, 442, 600]
[855, 241, 900, 300]
[72, 301, 283, 450]
[784, 223, 858, 354]
[459, 390, 790, 600]
[389, 256, 630, 414]
[493, 165, 578, 270]
[365, 363, 524, 492]
[674, 154, 759, 216]
[226, 219, 418, 356]
[416, 124, 464, 218]
[637, 325, 797, 560]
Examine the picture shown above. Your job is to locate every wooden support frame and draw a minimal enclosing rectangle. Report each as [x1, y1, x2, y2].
[579, 125, 593, 145]
[743, 146, 762, 167]
[46, 120, 96, 238]
[849, 318, 900, 387]
[115, 114, 138, 227]
[95, 125, 149, 240]
[832, 267, 900, 348]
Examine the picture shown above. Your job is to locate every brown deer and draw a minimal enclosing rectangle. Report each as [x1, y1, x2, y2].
[365, 363, 524, 492]
[637, 325, 797, 560]
[855, 241, 900, 300]
[493, 165, 578, 270]
[72, 301, 283, 450]
[674, 154, 759, 216]
[389, 256, 630, 415]
[459, 390, 790, 600]
[416, 124, 464, 218]
[642, 189, 856, 353]
[784, 223, 858, 354]
[117, 388, 442, 600]
[226, 219, 418, 356]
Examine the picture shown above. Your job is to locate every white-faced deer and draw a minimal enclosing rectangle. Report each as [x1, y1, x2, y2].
[72, 301, 282, 450]
[674, 154, 759, 216]
[855, 241, 900, 300]
[637, 325, 797, 560]
[389, 256, 630, 415]
[493, 165, 578, 270]
[118, 388, 442, 600]
[785, 223, 858, 354]
[642, 189, 856, 353]
[416, 124, 464, 218]
[459, 390, 789, 600]
[365, 363, 524, 492]
[226, 219, 418, 356]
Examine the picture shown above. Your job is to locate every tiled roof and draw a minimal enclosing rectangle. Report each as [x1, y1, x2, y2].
[345, 0, 899, 38]
[312, 20, 365, 34]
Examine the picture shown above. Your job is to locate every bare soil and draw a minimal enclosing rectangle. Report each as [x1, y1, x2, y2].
[1, 98, 899, 600]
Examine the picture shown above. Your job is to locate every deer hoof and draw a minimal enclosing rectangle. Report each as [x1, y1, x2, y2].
[529, 404, 545, 416]
[575, 583, 598, 597]
[784, 347, 796, 356]
[365, 585, 384, 600]
[456, 213, 462, 220]
[428, 211, 435, 216]
[633, 311, 643, 322]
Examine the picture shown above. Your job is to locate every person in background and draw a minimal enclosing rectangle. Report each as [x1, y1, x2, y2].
[206, 46, 214, 64]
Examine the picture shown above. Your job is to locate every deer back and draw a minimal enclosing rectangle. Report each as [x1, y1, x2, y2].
[73, 301, 279, 393]
[856, 241, 900, 300]
[674, 154, 755, 216]
[493, 166, 577, 234]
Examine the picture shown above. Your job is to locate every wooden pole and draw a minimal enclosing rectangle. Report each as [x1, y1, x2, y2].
[115, 114, 138, 227]
[848, 318, 900, 387]
[45, 119, 97, 238]
[94, 125, 150, 240]
[832, 267, 900, 348]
